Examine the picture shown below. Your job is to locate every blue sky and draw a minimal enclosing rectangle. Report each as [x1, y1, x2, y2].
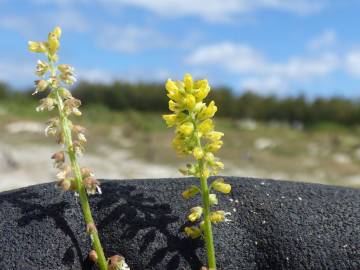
[1, 0, 360, 97]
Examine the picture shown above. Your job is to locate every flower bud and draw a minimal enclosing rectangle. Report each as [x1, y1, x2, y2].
[188, 206, 203, 222]
[182, 185, 200, 199]
[86, 222, 97, 234]
[83, 177, 100, 195]
[211, 178, 231, 194]
[206, 140, 223, 153]
[48, 32, 60, 55]
[162, 114, 177, 127]
[184, 73, 193, 91]
[193, 147, 204, 160]
[209, 194, 218, 205]
[194, 79, 210, 101]
[78, 133, 87, 143]
[165, 79, 178, 92]
[184, 226, 201, 239]
[178, 122, 194, 136]
[198, 119, 213, 135]
[33, 80, 49, 95]
[209, 210, 225, 223]
[35, 60, 49, 76]
[198, 101, 217, 120]
[28, 41, 47, 53]
[183, 94, 196, 110]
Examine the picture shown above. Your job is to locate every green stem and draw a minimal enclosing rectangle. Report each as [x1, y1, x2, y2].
[199, 162, 216, 269]
[55, 91, 108, 270]
[49, 57, 108, 269]
[191, 113, 216, 269]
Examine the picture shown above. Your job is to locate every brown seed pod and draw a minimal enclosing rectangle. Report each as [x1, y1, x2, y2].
[51, 151, 65, 163]
[88, 250, 98, 262]
[108, 255, 125, 270]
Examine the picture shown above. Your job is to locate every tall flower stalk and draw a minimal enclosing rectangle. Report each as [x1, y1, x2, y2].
[163, 74, 232, 270]
[28, 27, 128, 270]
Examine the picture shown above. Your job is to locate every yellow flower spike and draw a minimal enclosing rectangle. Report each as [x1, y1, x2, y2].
[28, 41, 48, 53]
[162, 114, 177, 127]
[209, 211, 225, 223]
[211, 178, 231, 194]
[188, 206, 203, 222]
[178, 122, 194, 136]
[165, 79, 178, 92]
[193, 147, 204, 160]
[184, 73, 193, 91]
[183, 94, 196, 110]
[182, 185, 200, 199]
[184, 226, 202, 239]
[199, 101, 217, 120]
[162, 73, 226, 269]
[198, 119, 213, 135]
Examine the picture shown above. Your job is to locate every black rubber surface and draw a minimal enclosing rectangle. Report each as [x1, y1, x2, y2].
[1, 177, 360, 270]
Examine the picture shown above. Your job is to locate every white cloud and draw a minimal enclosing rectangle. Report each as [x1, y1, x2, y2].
[0, 9, 89, 37]
[98, 25, 168, 53]
[187, 42, 339, 80]
[345, 51, 360, 77]
[76, 67, 170, 84]
[240, 76, 288, 94]
[99, 0, 324, 22]
[307, 30, 336, 51]
[187, 41, 340, 93]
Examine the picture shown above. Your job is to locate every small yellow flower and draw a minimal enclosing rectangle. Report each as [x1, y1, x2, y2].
[206, 140, 223, 153]
[162, 114, 177, 127]
[211, 178, 231, 194]
[165, 79, 179, 92]
[194, 79, 210, 101]
[188, 206, 203, 222]
[209, 210, 225, 223]
[182, 185, 200, 199]
[198, 119, 213, 135]
[184, 226, 202, 239]
[53, 26, 62, 39]
[183, 94, 196, 110]
[205, 131, 224, 141]
[199, 101, 217, 120]
[168, 100, 178, 112]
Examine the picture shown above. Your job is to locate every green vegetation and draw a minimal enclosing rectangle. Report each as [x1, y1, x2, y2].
[2, 80, 360, 127]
